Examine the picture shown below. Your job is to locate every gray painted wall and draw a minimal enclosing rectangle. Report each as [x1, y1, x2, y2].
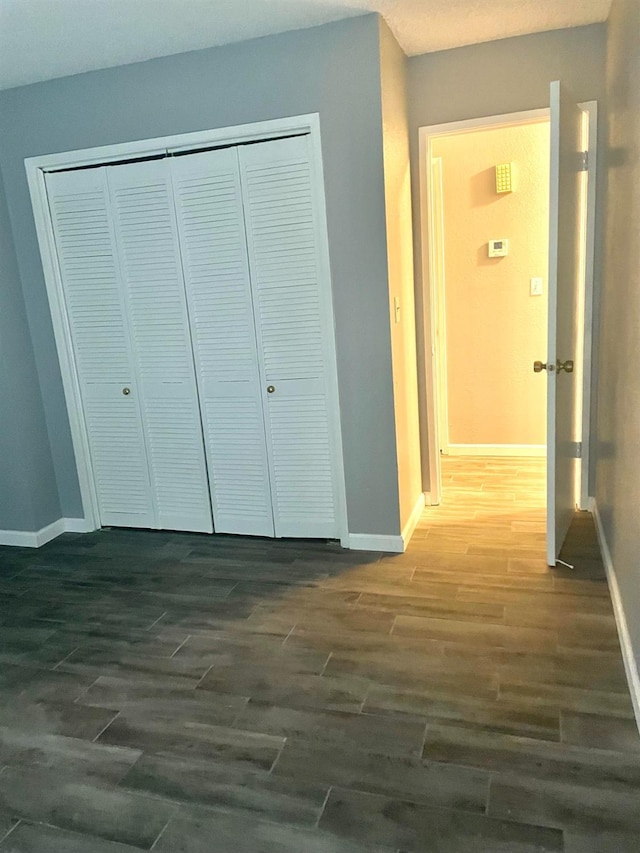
[407, 25, 607, 490]
[597, 0, 640, 682]
[0, 168, 59, 531]
[0, 15, 402, 536]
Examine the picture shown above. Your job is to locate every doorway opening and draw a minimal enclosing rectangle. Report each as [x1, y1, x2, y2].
[416, 101, 597, 563]
[431, 117, 550, 461]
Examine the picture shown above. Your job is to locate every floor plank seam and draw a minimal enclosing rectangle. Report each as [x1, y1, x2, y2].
[169, 634, 191, 658]
[91, 710, 121, 744]
[281, 623, 297, 647]
[267, 737, 288, 775]
[72, 674, 101, 705]
[149, 816, 172, 851]
[318, 652, 333, 677]
[193, 663, 214, 689]
[51, 647, 80, 671]
[315, 785, 333, 828]
[419, 720, 430, 756]
[145, 611, 169, 632]
[0, 820, 20, 847]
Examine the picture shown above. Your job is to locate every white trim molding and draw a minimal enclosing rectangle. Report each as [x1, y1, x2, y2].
[25, 116, 322, 173]
[447, 444, 546, 457]
[347, 492, 426, 554]
[591, 499, 640, 734]
[0, 518, 90, 548]
[64, 517, 95, 534]
[401, 492, 426, 549]
[577, 100, 598, 511]
[346, 533, 404, 553]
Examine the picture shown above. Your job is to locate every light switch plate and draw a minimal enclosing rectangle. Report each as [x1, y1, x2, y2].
[530, 277, 543, 296]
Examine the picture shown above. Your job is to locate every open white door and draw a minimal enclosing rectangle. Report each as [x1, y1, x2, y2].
[544, 81, 585, 565]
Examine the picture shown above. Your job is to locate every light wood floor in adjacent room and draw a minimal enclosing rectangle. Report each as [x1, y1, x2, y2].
[0, 456, 638, 852]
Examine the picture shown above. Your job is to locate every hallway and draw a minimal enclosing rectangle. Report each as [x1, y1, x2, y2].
[0, 457, 638, 851]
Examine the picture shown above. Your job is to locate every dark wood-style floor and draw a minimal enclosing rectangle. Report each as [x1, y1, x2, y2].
[0, 457, 638, 852]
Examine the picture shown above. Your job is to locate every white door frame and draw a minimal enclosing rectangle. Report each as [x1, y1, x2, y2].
[417, 104, 597, 509]
[429, 156, 451, 457]
[25, 114, 349, 544]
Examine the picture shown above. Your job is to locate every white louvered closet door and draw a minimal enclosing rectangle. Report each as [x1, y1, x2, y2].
[45, 168, 155, 528]
[239, 136, 340, 539]
[170, 150, 274, 537]
[106, 160, 213, 533]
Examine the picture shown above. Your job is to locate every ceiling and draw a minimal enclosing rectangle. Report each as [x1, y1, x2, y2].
[0, 0, 612, 91]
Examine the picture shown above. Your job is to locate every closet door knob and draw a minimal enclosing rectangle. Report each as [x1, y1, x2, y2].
[267, 385, 275, 394]
[122, 387, 131, 396]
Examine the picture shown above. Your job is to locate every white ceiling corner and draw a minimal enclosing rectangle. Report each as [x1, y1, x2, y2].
[0, 0, 613, 91]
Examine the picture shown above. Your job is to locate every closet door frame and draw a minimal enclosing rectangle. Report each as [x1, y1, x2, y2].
[26, 114, 349, 544]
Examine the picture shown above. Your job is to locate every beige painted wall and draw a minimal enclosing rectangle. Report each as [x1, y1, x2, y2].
[433, 122, 549, 447]
[597, 0, 640, 689]
[379, 19, 423, 527]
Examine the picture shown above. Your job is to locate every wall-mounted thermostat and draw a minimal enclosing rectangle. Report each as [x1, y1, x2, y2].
[488, 239, 509, 258]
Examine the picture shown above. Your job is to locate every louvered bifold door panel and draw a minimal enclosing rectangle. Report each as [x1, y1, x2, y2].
[45, 168, 155, 528]
[239, 136, 339, 539]
[170, 150, 274, 537]
[106, 160, 213, 533]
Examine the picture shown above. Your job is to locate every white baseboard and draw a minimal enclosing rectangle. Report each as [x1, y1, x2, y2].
[447, 444, 546, 457]
[346, 493, 425, 554]
[401, 492, 425, 550]
[591, 499, 640, 735]
[36, 518, 67, 546]
[0, 517, 93, 548]
[64, 517, 94, 534]
[346, 533, 404, 553]
[0, 528, 41, 548]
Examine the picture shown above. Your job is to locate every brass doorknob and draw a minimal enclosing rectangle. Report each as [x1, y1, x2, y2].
[533, 359, 574, 374]
[267, 385, 275, 394]
[122, 387, 131, 395]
